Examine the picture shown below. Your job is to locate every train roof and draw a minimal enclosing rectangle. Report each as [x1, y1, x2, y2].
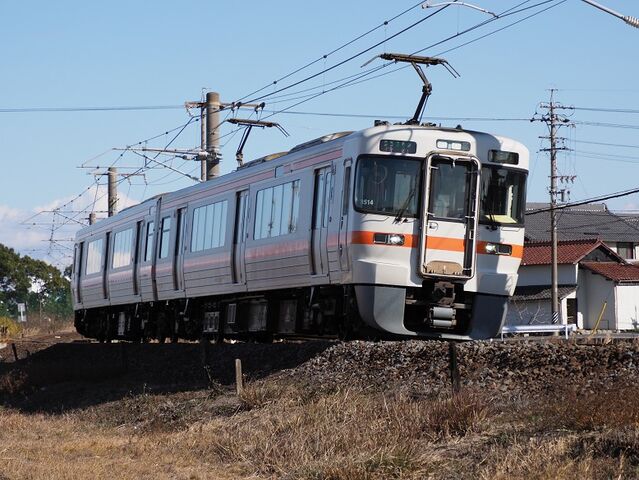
[77, 123, 528, 239]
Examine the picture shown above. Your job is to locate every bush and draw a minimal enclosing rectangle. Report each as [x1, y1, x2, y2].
[0, 316, 22, 338]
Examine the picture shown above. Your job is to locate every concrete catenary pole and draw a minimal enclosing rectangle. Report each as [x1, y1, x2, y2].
[533, 90, 572, 325]
[88, 212, 97, 225]
[200, 105, 207, 181]
[108, 167, 118, 217]
[549, 92, 559, 325]
[205, 91, 220, 180]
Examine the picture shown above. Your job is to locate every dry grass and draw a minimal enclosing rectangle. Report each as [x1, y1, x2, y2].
[0, 408, 248, 480]
[530, 382, 639, 431]
[476, 433, 638, 480]
[3, 376, 639, 479]
[195, 381, 490, 479]
[0, 380, 490, 480]
[18, 317, 74, 338]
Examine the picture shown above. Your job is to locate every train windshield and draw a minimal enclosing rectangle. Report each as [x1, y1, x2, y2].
[354, 156, 421, 217]
[479, 166, 527, 225]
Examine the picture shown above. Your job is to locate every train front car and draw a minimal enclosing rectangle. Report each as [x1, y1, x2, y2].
[347, 125, 528, 340]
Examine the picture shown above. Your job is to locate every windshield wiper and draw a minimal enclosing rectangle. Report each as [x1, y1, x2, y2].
[394, 185, 417, 223]
[481, 197, 500, 231]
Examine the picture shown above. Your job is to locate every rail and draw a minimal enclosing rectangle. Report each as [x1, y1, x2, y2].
[500, 323, 578, 340]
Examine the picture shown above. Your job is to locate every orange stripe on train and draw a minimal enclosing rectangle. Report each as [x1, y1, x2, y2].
[350, 231, 523, 258]
[425, 236, 465, 252]
[349, 231, 416, 248]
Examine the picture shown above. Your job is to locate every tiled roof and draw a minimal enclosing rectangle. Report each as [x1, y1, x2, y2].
[521, 238, 623, 266]
[581, 262, 639, 282]
[524, 203, 639, 242]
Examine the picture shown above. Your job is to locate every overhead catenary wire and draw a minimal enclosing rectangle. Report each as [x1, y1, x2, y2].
[264, 109, 530, 122]
[258, 1, 566, 124]
[0, 105, 184, 113]
[235, 0, 431, 103]
[36, 0, 564, 228]
[256, 0, 567, 121]
[243, 5, 453, 105]
[23, 0, 578, 266]
[27, 116, 200, 234]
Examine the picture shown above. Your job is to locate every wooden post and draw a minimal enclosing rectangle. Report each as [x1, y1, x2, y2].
[448, 342, 461, 395]
[235, 358, 244, 395]
[11, 343, 18, 362]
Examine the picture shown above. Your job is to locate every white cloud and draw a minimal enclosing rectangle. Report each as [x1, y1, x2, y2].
[0, 204, 54, 257]
[0, 205, 23, 223]
[622, 201, 639, 212]
[1, 185, 142, 268]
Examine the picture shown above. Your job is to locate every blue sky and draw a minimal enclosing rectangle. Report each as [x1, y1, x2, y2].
[1, 0, 638, 266]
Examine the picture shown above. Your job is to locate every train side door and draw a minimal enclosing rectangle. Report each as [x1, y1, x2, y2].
[338, 160, 352, 272]
[232, 190, 249, 284]
[311, 166, 332, 276]
[172, 207, 186, 291]
[73, 242, 84, 304]
[132, 221, 142, 297]
[138, 215, 156, 302]
[102, 232, 111, 300]
[421, 155, 479, 279]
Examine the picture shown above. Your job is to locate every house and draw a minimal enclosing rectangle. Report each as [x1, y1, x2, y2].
[525, 203, 639, 262]
[506, 238, 639, 330]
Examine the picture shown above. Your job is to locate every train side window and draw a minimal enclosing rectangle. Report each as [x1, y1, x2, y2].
[313, 171, 325, 230]
[323, 170, 333, 227]
[254, 180, 300, 240]
[85, 238, 104, 275]
[112, 228, 133, 269]
[342, 166, 351, 216]
[291, 181, 300, 233]
[191, 200, 228, 252]
[158, 217, 171, 259]
[144, 221, 154, 262]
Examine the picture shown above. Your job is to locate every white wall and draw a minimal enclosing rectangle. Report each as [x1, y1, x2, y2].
[517, 264, 578, 287]
[614, 285, 639, 330]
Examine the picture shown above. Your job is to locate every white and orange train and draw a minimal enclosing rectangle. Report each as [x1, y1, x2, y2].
[71, 122, 528, 342]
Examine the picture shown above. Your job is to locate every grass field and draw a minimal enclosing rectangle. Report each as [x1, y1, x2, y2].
[1, 338, 639, 479]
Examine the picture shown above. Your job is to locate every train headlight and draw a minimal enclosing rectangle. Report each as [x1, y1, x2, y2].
[484, 243, 498, 254]
[388, 234, 405, 246]
[373, 233, 405, 246]
[483, 242, 512, 256]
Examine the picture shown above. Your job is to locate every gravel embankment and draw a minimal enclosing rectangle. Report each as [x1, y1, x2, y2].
[286, 340, 639, 396]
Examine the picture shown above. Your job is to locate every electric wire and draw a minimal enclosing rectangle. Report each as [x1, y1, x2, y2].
[527, 188, 639, 215]
[573, 139, 639, 149]
[236, 0, 430, 103]
[243, 5, 453, 105]
[255, 0, 567, 124]
[572, 106, 639, 114]
[0, 105, 184, 113]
